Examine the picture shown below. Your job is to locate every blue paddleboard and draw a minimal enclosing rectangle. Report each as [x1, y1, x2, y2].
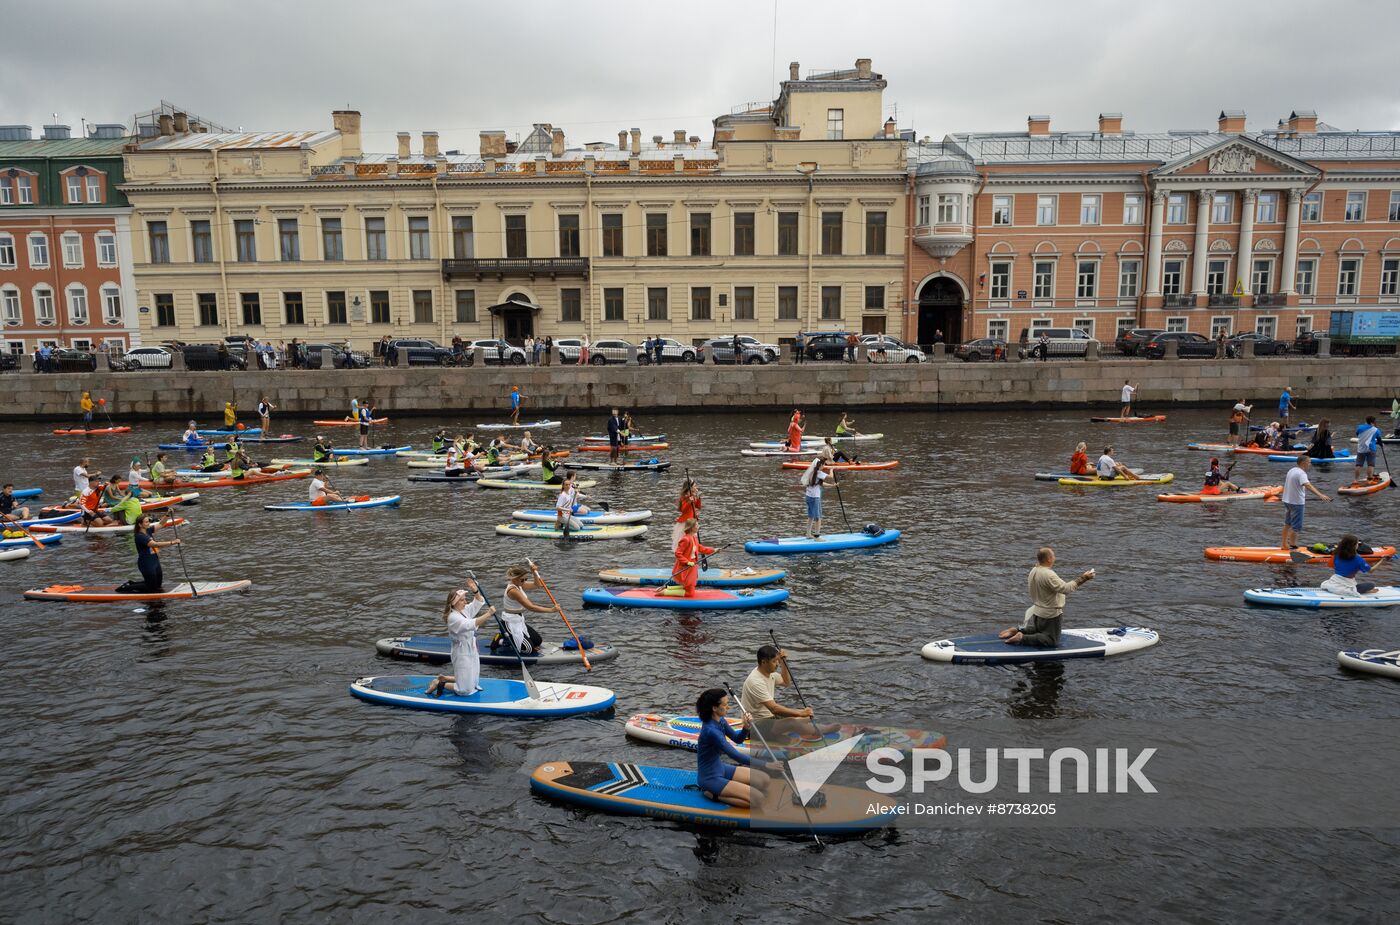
[744, 529, 901, 555]
[196, 427, 263, 436]
[349, 675, 615, 716]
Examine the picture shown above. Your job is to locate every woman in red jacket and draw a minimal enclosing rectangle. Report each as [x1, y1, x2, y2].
[671, 518, 715, 597]
[786, 410, 805, 452]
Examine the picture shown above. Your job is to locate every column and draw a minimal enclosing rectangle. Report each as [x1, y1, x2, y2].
[1280, 188, 1302, 295]
[1190, 188, 1213, 297]
[1145, 191, 1166, 296]
[1237, 188, 1257, 296]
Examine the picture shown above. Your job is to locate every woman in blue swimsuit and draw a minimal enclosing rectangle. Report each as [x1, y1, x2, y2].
[694, 687, 773, 809]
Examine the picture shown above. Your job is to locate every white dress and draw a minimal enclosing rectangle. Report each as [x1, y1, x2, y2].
[501, 583, 529, 651]
[447, 597, 487, 694]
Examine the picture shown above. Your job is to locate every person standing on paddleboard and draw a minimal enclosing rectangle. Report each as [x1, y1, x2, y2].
[999, 547, 1095, 647]
[607, 407, 625, 464]
[223, 401, 238, 429]
[79, 391, 94, 431]
[257, 396, 275, 434]
[801, 457, 834, 537]
[694, 688, 773, 810]
[509, 386, 523, 425]
[1281, 456, 1330, 551]
[739, 645, 815, 740]
[1119, 380, 1137, 418]
[667, 518, 714, 597]
[356, 403, 373, 450]
[1228, 399, 1252, 446]
[673, 477, 702, 551]
[425, 583, 497, 698]
[1354, 416, 1382, 484]
[786, 410, 805, 452]
[72, 458, 98, 496]
[1279, 386, 1295, 427]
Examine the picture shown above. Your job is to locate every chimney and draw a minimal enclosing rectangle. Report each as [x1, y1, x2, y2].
[1218, 110, 1246, 134]
[173, 112, 189, 133]
[41, 124, 72, 140]
[652, 134, 664, 148]
[0, 125, 33, 142]
[90, 123, 124, 140]
[479, 130, 507, 158]
[333, 110, 362, 158]
[1027, 115, 1051, 137]
[618, 130, 628, 150]
[1097, 112, 1123, 135]
[855, 58, 872, 79]
[551, 128, 565, 157]
[789, 61, 800, 80]
[630, 128, 641, 154]
[422, 131, 439, 158]
[158, 114, 174, 136]
[1287, 110, 1318, 135]
[884, 117, 897, 138]
[673, 129, 687, 145]
[688, 135, 700, 146]
[535, 154, 547, 175]
[397, 132, 411, 159]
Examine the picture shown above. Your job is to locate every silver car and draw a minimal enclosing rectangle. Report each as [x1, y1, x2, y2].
[734, 334, 780, 362]
[583, 339, 636, 365]
[467, 339, 527, 365]
[638, 337, 699, 364]
[860, 334, 926, 363]
[123, 346, 174, 369]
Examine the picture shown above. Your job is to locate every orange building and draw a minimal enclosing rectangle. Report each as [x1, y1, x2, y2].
[905, 110, 1400, 349]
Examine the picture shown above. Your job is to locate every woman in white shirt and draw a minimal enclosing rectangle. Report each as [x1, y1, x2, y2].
[800, 458, 834, 538]
[425, 581, 496, 697]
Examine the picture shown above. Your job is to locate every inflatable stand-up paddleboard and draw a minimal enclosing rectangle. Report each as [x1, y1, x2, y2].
[350, 676, 614, 716]
[0, 534, 61, 549]
[1089, 416, 1166, 423]
[1156, 486, 1281, 503]
[1337, 473, 1392, 496]
[1243, 586, 1400, 608]
[1205, 545, 1396, 565]
[496, 523, 648, 541]
[264, 495, 401, 512]
[921, 627, 1159, 664]
[0, 548, 31, 562]
[623, 713, 945, 760]
[52, 426, 132, 436]
[332, 445, 413, 456]
[597, 566, 786, 587]
[580, 586, 789, 610]
[744, 529, 901, 554]
[513, 508, 652, 525]
[477, 421, 561, 431]
[375, 636, 618, 666]
[1337, 649, 1400, 679]
[23, 580, 252, 602]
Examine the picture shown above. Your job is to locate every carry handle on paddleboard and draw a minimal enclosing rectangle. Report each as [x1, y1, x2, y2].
[525, 559, 591, 671]
[468, 570, 543, 700]
[723, 682, 823, 851]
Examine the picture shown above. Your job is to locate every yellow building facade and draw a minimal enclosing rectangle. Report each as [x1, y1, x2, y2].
[122, 59, 906, 349]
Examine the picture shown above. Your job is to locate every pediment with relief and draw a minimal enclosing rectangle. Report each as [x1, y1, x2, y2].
[1153, 137, 1319, 180]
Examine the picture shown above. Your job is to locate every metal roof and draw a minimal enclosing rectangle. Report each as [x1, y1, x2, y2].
[0, 136, 134, 158]
[134, 130, 338, 151]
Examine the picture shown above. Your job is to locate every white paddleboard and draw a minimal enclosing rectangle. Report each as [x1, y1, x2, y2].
[1337, 649, 1400, 679]
[921, 626, 1159, 663]
[1243, 586, 1400, 608]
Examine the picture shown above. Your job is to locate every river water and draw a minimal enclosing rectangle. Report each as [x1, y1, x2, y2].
[1, 407, 1397, 923]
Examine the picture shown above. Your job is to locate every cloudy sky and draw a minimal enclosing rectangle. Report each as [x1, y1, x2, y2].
[4, 0, 1398, 152]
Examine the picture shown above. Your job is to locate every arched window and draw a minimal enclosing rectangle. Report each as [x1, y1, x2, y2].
[101, 285, 123, 325]
[66, 284, 89, 325]
[62, 232, 83, 268]
[1, 285, 20, 326]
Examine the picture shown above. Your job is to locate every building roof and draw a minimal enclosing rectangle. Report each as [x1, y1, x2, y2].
[0, 136, 135, 158]
[134, 130, 339, 151]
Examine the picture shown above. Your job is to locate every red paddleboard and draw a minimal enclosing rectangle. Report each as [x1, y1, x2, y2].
[1205, 545, 1396, 564]
[780, 460, 899, 471]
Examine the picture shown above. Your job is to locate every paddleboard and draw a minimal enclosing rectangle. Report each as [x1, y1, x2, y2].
[529, 761, 896, 834]
[12, 488, 43, 499]
[624, 714, 945, 761]
[1205, 545, 1397, 565]
[563, 460, 671, 472]
[1268, 451, 1352, 463]
[269, 457, 369, 467]
[580, 586, 788, 610]
[740, 448, 823, 457]
[350, 676, 614, 716]
[1156, 486, 1281, 503]
[160, 435, 301, 450]
[1034, 468, 1142, 481]
[597, 566, 787, 588]
[0, 534, 61, 549]
[1187, 443, 1303, 455]
[1338, 473, 1392, 495]
[407, 472, 481, 483]
[332, 445, 412, 456]
[314, 418, 388, 426]
[496, 523, 647, 541]
[23, 580, 252, 602]
[583, 434, 665, 443]
[779, 460, 899, 471]
[514, 508, 652, 525]
[921, 627, 1160, 664]
[744, 529, 901, 554]
[0, 548, 30, 561]
[13, 511, 82, 528]
[51, 426, 132, 435]
[196, 427, 262, 436]
[239, 435, 303, 444]
[28, 517, 187, 536]
[265, 495, 401, 512]
[755, 433, 884, 447]
[1243, 586, 1400, 608]
[476, 421, 561, 431]
[124, 470, 311, 490]
[1337, 649, 1400, 679]
[375, 636, 618, 666]
[1253, 422, 1318, 433]
[478, 478, 597, 490]
[1057, 474, 1173, 486]
[575, 444, 670, 453]
[1089, 416, 1166, 423]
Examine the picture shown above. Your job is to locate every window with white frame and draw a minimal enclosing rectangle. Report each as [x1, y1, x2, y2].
[1390, 191, 1400, 222]
[34, 287, 55, 324]
[936, 194, 962, 224]
[96, 232, 116, 266]
[1036, 195, 1056, 225]
[989, 261, 1011, 299]
[1295, 315, 1312, 337]
[1072, 317, 1095, 337]
[1344, 191, 1366, 222]
[1167, 193, 1187, 224]
[0, 233, 13, 268]
[1080, 194, 1100, 225]
[1251, 259, 1273, 295]
[0, 178, 10, 205]
[66, 176, 82, 204]
[1032, 260, 1055, 299]
[987, 319, 1009, 341]
[1076, 260, 1098, 298]
[916, 195, 930, 226]
[1166, 316, 1187, 333]
[102, 286, 122, 324]
[66, 285, 88, 324]
[1123, 194, 1143, 224]
[61, 232, 82, 268]
[826, 109, 844, 140]
[1118, 259, 1141, 298]
[1162, 259, 1183, 295]
[1301, 192, 1321, 222]
[1206, 259, 1229, 295]
[17, 175, 33, 204]
[2, 287, 19, 325]
[1210, 316, 1232, 338]
[1295, 258, 1316, 296]
[71, 338, 92, 351]
[1337, 257, 1360, 296]
[1380, 257, 1399, 297]
[28, 233, 48, 268]
[1030, 318, 1052, 335]
[992, 195, 1012, 225]
[1116, 317, 1135, 338]
[1256, 192, 1278, 223]
[1256, 315, 1277, 338]
[86, 175, 100, 203]
[1211, 192, 1233, 224]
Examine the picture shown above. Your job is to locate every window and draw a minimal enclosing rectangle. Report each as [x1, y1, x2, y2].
[1162, 260, 1184, 295]
[937, 195, 962, 224]
[777, 212, 798, 255]
[988, 319, 1009, 341]
[820, 212, 842, 255]
[240, 292, 261, 326]
[196, 292, 218, 327]
[17, 175, 33, 204]
[34, 287, 55, 324]
[603, 287, 625, 322]
[1256, 315, 1277, 338]
[992, 195, 1012, 225]
[191, 220, 213, 263]
[1380, 258, 1399, 297]
[1118, 259, 1141, 298]
[1211, 192, 1232, 224]
[1166, 316, 1187, 333]
[1032, 260, 1055, 299]
[777, 286, 798, 320]
[826, 108, 844, 140]
[1210, 316, 1232, 338]
[321, 218, 343, 261]
[1390, 191, 1400, 223]
[284, 291, 305, 325]
[61, 233, 82, 268]
[408, 216, 431, 259]
[1036, 195, 1056, 226]
[865, 212, 886, 254]
[365, 217, 386, 260]
[370, 290, 390, 324]
[647, 287, 668, 321]
[455, 290, 476, 323]
[278, 218, 300, 261]
[1301, 192, 1321, 222]
[1076, 261, 1097, 299]
[733, 286, 754, 321]
[3, 287, 21, 325]
[1080, 194, 1101, 225]
[86, 175, 100, 203]
[989, 261, 1011, 299]
[690, 287, 711, 321]
[1073, 318, 1095, 338]
[1206, 259, 1228, 296]
[559, 214, 580, 257]
[1123, 194, 1143, 224]
[326, 291, 347, 325]
[1295, 315, 1312, 338]
[67, 285, 89, 324]
[1251, 259, 1273, 295]
[729, 212, 755, 256]
[646, 214, 667, 256]
[67, 176, 82, 203]
[447, 215, 473, 260]
[1167, 193, 1187, 224]
[1256, 192, 1278, 223]
[28, 233, 48, 268]
[1345, 191, 1366, 222]
[153, 292, 174, 328]
[412, 290, 433, 324]
[602, 214, 623, 256]
[0, 178, 10, 205]
[561, 288, 582, 322]
[1295, 258, 1316, 296]
[1116, 317, 1135, 338]
[0, 235, 12, 267]
[1030, 318, 1052, 335]
[101, 287, 121, 324]
[690, 213, 711, 256]
[1337, 258, 1360, 296]
[148, 221, 169, 264]
[235, 220, 256, 262]
[916, 196, 930, 226]
[864, 286, 884, 313]
[820, 286, 841, 320]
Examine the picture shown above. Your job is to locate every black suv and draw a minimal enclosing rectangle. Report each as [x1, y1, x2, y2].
[1291, 331, 1329, 355]
[1227, 332, 1289, 357]
[387, 338, 454, 366]
[1115, 328, 1164, 356]
[801, 333, 851, 361]
[1142, 331, 1234, 359]
[183, 343, 246, 371]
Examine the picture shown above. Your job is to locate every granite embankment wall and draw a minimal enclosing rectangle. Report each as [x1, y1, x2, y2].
[0, 357, 1395, 421]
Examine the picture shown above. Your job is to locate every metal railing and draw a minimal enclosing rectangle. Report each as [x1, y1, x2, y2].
[441, 258, 590, 280]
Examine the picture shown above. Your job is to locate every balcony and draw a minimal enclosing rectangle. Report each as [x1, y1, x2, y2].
[1163, 293, 1196, 307]
[1207, 294, 1240, 307]
[1254, 292, 1279, 306]
[442, 258, 590, 281]
[913, 225, 973, 259]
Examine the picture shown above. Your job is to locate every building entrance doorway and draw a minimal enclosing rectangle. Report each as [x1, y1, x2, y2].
[917, 277, 964, 347]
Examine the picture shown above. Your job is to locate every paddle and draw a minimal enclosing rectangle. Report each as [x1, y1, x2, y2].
[1377, 435, 1396, 491]
[768, 630, 827, 743]
[7, 517, 49, 550]
[722, 682, 823, 851]
[830, 469, 853, 532]
[160, 511, 198, 598]
[525, 559, 591, 671]
[469, 570, 543, 699]
[98, 397, 114, 430]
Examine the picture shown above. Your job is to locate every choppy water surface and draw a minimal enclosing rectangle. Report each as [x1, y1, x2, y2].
[2, 407, 1398, 923]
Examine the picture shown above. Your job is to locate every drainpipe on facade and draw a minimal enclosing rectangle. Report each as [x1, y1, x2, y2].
[969, 170, 987, 340]
[804, 170, 815, 329]
[903, 172, 914, 342]
[433, 174, 446, 347]
[585, 169, 594, 342]
[1138, 168, 1151, 326]
[212, 147, 231, 338]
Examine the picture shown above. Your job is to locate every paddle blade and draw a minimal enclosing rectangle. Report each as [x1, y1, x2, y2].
[521, 664, 541, 700]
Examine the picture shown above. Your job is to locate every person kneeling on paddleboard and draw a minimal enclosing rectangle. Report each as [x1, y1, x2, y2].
[665, 518, 714, 597]
[554, 474, 592, 533]
[425, 582, 497, 698]
[1308, 419, 1334, 460]
[695, 687, 773, 810]
[182, 421, 202, 446]
[117, 513, 180, 593]
[539, 448, 564, 486]
[492, 565, 550, 655]
[1321, 535, 1386, 597]
[1095, 446, 1136, 481]
[308, 469, 344, 506]
[1069, 442, 1091, 476]
[739, 645, 820, 741]
[1201, 458, 1241, 496]
[820, 437, 855, 465]
[312, 436, 334, 464]
[78, 479, 121, 528]
[999, 547, 1095, 647]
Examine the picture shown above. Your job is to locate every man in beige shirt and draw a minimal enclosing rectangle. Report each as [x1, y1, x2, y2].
[739, 645, 813, 740]
[999, 547, 1095, 647]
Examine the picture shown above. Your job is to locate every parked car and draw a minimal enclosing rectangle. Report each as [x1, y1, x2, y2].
[466, 339, 528, 365]
[387, 338, 454, 366]
[734, 334, 781, 362]
[302, 343, 371, 369]
[182, 343, 245, 371]
[801, 332, 853, 361]
[860, 334, 926, 363]
[701, 337, 770, 364]
[0, 351, 19, 371]
[953, 338, 1007, 362]
[1227, 331, 1289, 357]
[582, 339, 636, 365]
[1018, 327, 1098, 359]
[1291, 330, 1330, 355]
[1114, 328, 1164, 356]
[553, 338, 584, 363]
[123, 346, 174, 369]
[1142, 331, 1234, 359]
[637, 337, 699, 364]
